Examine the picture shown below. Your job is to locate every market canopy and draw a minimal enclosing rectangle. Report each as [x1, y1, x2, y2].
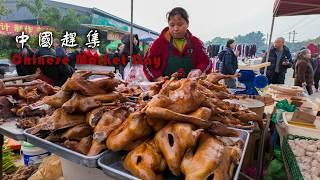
[273, 0, 320, 17]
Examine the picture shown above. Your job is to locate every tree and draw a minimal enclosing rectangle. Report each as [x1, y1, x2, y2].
[234, 31, 266, 48]
[42, 7, 62, 30]
[16, 0, 45, 25]
[60, 9, 90, 32]
[0, 0, 11, 19]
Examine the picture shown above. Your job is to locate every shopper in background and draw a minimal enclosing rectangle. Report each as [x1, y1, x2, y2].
[264, 37, 293, 84]
[120, 34, 141, 78]
[53, 38, 67, 58]
[219, 39, 239, 88]
[294, 49, 314, 95]
[14, 43, 37, 76]
[68, 45, 83, 71]
[313, 54, 320, 92]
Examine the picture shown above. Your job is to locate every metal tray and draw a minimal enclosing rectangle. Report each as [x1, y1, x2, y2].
[24, 128, 108, 168]
[0, 118, 26, 141]
[98, 129, 250, 180]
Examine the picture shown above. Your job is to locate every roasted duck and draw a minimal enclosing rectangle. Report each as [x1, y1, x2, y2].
[62, 92, 126, 113]
[145, 107, 239, 137]
[62, 71, 121, 95]
[31, 108, 85, 134]
[106, 112, 152, 151]
[64, 136, 93, 155]
[124, 140, 166, 180]
[42, 90, 73, 108]
[61, 124, 92, 141]
[181, 133, 225, 180]
[154, 123, 203, 176]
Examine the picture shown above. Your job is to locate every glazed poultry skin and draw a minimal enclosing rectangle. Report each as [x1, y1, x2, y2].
[181, 133, 225, 180]
[106, 112, 152, 151]
[124, 140, 166, 180]
[154, 123, 203, 176]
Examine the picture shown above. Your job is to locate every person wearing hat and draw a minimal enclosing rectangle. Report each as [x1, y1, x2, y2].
[143, 7, 211, 81]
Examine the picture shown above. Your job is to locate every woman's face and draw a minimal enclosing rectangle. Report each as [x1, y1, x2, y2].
[168, 15, 189, 39]
[305, 50, 312, 59]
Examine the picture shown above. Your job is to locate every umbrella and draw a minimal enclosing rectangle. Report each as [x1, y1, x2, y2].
[106, 40, 122, 50]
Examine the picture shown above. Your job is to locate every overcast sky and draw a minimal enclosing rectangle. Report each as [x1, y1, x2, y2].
[55, 0, 320, 42]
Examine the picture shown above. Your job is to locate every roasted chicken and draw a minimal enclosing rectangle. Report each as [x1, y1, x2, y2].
[106, 112, 152, 151]
[181, 133, 225, 180]
[154, 123, 203, 176]
[124, 140, 167, 180]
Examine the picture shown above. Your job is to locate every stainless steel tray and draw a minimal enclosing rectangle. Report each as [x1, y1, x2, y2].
[98, 129, 250, 180]
[0, 119, 26, 141]
[24, 128, 108, 168]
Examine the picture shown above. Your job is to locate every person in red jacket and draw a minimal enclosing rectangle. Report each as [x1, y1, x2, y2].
[143, 7, 212, 81]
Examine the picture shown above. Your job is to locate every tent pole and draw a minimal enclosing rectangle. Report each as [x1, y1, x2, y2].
[264, 16, 276, 76]
[130, 0, 133, 60]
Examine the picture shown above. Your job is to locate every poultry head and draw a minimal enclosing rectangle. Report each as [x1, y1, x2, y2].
[87, 140, 106, 156]
[181, 133, 225, 180]
[93, 107, 129, 142]
[147, 79, 205, 114]
[198, 79, 229, 93]
[62, 92, 126, 113]
[62, 71, 120, 95]
[61, 123, 92, 141]
[124, 140, 166, 180]
[206, 73, 240, 84]
[106, 112, 152, 151]
[86, 106, 107, 128]
[154, 122, 203, 176]
[31, 108, 86, 134]
[64, 136, 93, 155]
[0, 96, 14, 119]
[232, 111, 263, 128]
[42, 90, 73, 108]
[212, 145, 242, 180]
[145, 106, 239, 137]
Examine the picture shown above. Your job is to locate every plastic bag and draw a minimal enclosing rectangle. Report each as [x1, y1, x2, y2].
[123, 62, 148, 82]
[28, 155, 62, 180]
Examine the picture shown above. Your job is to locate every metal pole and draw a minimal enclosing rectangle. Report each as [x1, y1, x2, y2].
[264, 16, 276, 76]
[130, 0, 133, 61]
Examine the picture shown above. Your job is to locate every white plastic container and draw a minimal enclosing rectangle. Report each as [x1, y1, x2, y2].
[21, 142, 51, 166]
[282, 112, 320, 139]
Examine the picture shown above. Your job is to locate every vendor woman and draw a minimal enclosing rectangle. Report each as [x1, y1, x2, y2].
[143, 7, 212, 81]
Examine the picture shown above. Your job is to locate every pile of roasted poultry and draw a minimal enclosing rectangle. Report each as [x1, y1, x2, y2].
[24, 71, 263, 179]
[0, 75, 58, 128]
